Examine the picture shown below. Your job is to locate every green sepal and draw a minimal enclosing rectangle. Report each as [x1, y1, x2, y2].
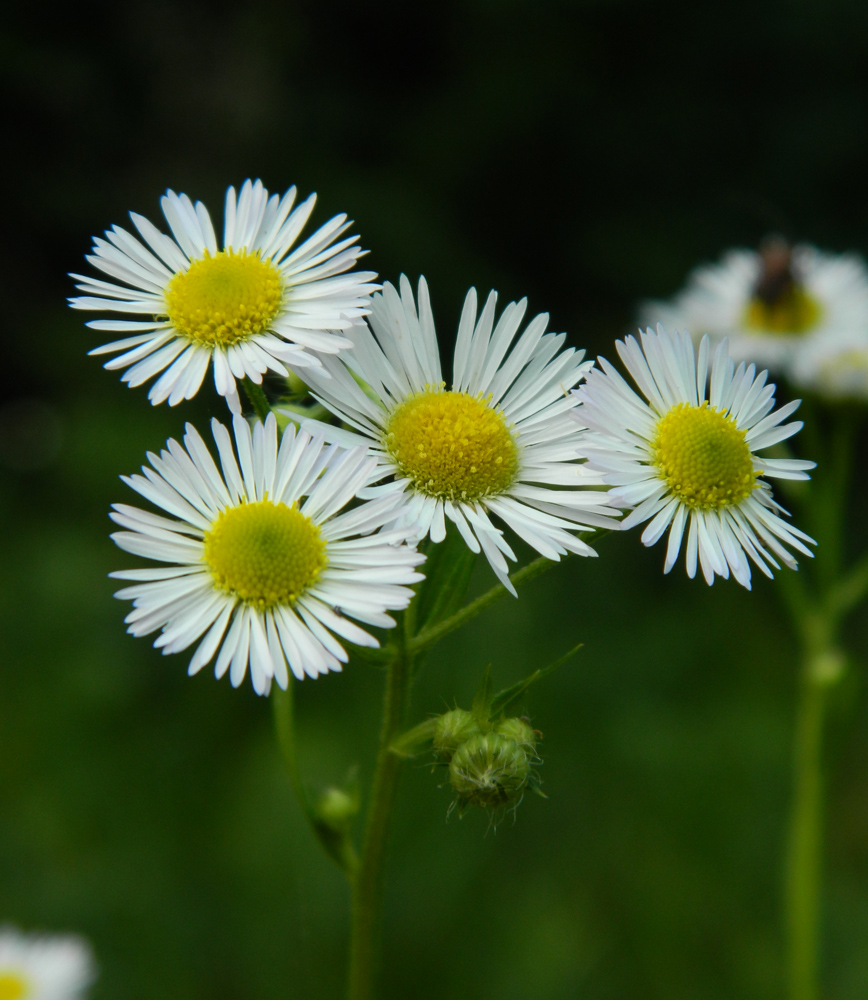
[490, 643, 582, 717]
[389, 717, 439, 758]
[471, 664, 494, 728]
[415, 525, 478, 630]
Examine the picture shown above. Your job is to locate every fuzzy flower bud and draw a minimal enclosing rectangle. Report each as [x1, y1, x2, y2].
[494, 716, 537, 753]
[448, 732, 531, 810]
[432, 708, 481, 762]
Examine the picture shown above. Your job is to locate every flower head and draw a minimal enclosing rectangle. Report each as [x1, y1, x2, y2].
[287, 276, 618, 595]
[110, 413, 424, 693]
[574, 325, 816, 589]
[70, 179, 378, 409]
[641, 239, 868, 377]
[0, 927, 95, 1000]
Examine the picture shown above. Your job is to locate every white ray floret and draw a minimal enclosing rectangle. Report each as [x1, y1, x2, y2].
[573, 324, 816, 589]
[286, 275, 619, 596]
[110, 413, 424, 694]
[70, 179, 378, 410]
[0, 926, 96, 999]
[640, 241, 868, 377]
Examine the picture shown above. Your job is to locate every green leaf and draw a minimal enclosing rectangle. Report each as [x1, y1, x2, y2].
[491, 643, 583, 717]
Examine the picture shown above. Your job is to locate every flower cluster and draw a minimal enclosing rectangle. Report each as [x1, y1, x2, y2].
[432, 708, 541, 815]
[641, 238, 868, 400]
[71, 179, 820, 692]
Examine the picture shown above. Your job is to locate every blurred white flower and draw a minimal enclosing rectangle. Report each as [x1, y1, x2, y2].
[790, 328, 868, 401]
[0, 927, 95, 1000]
[641, 238, 868, 378]
[70, 179, 378, 410]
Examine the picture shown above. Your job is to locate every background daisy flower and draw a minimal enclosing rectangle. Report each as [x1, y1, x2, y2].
[0, 926, 96, 999]
[109, 414, 424, 694]
[640, 238, 868, 377]
[574, 324, 816, 589]
[288, 275, 619, 595]
[70, 179, 378, 409]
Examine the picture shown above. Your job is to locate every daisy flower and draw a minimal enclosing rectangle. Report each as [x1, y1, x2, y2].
[70, 179, 378, 410]
[641, 238, 868, 376]
[573, 324, 816, 589]
[288, 276, 619, 595]
[0, 926, 95, 999]
[109, 413, 424, 694]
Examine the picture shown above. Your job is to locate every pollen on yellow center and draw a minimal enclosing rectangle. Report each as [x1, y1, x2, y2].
[0, 973, 29, 1000]
[653, 402, 757, 511]
[165, 249, 283, 347]
[203, 500, 327, 610]
[742, 285, 822, 335]
[384, 387, 519, 502]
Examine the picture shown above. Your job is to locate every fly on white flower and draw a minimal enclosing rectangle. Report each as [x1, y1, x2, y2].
[110, 414, 424, 694]
[70, 179, 378, 410]
[286, 276, 618, 596]
[0, 926, 96, 1000]
[641, 239, 868, 377]
[573, 324, 816, 589]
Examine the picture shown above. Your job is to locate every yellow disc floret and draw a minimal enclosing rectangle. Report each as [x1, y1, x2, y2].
[653, 402, 757, 511]
[203, 500, 327, 610]
[742, 285, 822, 335]
[165, 249, 283, 347]
[0, 973, 29, 1000]
[384, 387, 519, 502]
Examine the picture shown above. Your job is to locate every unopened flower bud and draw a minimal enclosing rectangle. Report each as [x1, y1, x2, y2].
[432, 708, 481, 762]
[449, 732, 530, 810]
[314, 786, 358, 833]
[494, 716, 537, 753]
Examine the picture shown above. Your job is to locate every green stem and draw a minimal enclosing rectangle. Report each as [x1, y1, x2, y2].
[272, 683, 309, 811]
[273, 684, 358, 877]
[783, 408, 855, 1000]
[347, 617, 416, 1000]
[408, 554, 552, 656]
[785, 649, 830, 1000]
[242, 378, 272, 421]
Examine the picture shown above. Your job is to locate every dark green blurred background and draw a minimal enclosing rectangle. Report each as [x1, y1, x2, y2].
[2, 1, 868, 997]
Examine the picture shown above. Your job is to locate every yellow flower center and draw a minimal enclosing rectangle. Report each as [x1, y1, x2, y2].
[742, 285, 822, 336]
[203, 500, 327, 610]
[165, 249, 283, 347]
[0, 973, 29, 1000]
[384, 387, 519, 502]
[653, 402, 757, 511]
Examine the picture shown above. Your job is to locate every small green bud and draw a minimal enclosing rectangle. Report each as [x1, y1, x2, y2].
[494, 716, 538, 753]
[432, 708, 481, 762]
[449, 732, 531, 810]
[313, 786, 358, 833]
